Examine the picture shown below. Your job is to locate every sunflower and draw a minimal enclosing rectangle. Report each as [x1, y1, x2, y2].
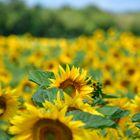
[50, 65, 93, 100]
[9, 104, 89, 140]
[128, 95, 140, 114]
[107, 97, 129, 110]
[99, 128, 125, 140]
[0, 67, 12, 84]
[40, 60, 58, 72]
[17, 78, 37, 105]
[43, 92, 101, 116]
[0, 87, 18, 120]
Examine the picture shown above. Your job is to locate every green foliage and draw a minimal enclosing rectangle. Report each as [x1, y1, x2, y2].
[132, 113, 140, 122]
[67, 110, 116, 129]
[132, 113, 140, 129]
[92, 82, 103, 98]
[29, 70, 55, 87]
[0, 120, 10, 140]
[72, 51, 85, 67]
[135, 123, 140, 129]
[91, 82, 118, 106]
[0, 120, 9, 131]
[18, 96, 25, 108]
[97, 106, 130, 120]
[3, 55, 25, 87]
[0, 129, 10, 140]
[32, 88, 63, 107]
[45, 46, 61, 60]
[88, 68, 102, 81]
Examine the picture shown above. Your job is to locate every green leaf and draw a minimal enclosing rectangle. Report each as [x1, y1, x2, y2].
[29, 70, 55, 87]
[67, 110, 115, 129]
[88, 68, 102, 81]
[18, 96, 25, 109]
[92, 98, 106, 106]
[132, 113, 140, 122]
[45, 46, 61, 59]
[97, 106, 129, 120]
[110, 110, 129, 120]
[98, 42, 109, 52]
[0, 120, 9, 131]
[0, 129, 10, 140]
[97, 106, 119, 116]
[72, 51, 85, 67]
[3, 56, 25, 87]
[135, 123, 140, 129]
[124, 129, 133, 137]
[102, 93, 119, 98]
[92, 82, 103, 98]
[32, 88, 63, 107]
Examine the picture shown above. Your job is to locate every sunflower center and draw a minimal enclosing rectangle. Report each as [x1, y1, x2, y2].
[45, 131, 55, 140]
[67, 107, 81, 112]
[0, 96, 6, 116]
[48, 64, 54, 69]
[23, 82, 32, 92]
[128, 68, 135, 75]
[33, 119, 73, 140]
[104, 79, 111, 87]
[59, 79, 77, 96]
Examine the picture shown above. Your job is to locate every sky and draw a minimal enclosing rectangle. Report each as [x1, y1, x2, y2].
[24, 0, 140, 13]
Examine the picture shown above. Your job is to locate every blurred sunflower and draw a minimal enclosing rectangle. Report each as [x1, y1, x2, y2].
[9, 104, 88, 140]
[40, 60, 58, 72]
[16, 78, 37, 106]
[0, 88, 18, 120]
[0, 67, 12, 84]
[50, 65, 93, 100]
[128, 95, 140, 114]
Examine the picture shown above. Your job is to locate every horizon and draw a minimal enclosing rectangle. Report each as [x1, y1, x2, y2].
[24, 0, 140, 13]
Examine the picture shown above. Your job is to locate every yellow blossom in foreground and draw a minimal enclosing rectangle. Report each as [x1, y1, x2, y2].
[9, 104, 90, 140]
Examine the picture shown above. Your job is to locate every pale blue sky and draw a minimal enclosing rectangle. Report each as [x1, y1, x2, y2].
[24, 0, 140, 12]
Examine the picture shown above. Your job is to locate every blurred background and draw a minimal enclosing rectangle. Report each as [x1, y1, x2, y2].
[0, 0, 140, 37]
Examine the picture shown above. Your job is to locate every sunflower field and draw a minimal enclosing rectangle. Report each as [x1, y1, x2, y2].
[0, 29, 140, 140]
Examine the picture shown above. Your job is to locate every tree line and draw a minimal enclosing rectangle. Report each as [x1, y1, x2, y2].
[0, 0, 140, 37]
